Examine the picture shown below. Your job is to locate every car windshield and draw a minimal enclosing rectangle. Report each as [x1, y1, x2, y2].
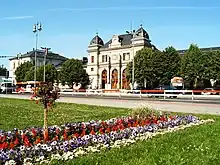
[204, 88, 213, 90]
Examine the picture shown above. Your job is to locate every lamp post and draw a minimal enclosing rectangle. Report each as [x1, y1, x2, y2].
[126, 29, 135, 90]
[33, 22, 42, 88]
[41, 47, 51, 82]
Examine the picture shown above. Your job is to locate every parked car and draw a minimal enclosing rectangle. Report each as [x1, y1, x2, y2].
[201, 88, 219, 95]
[153, 85, 182, 98]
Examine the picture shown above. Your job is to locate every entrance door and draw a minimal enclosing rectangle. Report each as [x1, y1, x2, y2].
[101, 70, 107, 89]
[122, 69, 129, 89]
[111, 69, 118, 89]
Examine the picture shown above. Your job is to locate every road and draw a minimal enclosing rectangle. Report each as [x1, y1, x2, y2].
[1, 94, 220, 115]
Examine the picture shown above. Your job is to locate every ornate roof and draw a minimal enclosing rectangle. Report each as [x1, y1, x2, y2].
[134, 25, 149, 39]
[89, 34, 104, 46]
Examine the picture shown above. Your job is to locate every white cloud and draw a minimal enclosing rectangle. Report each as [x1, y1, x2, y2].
[0, 16, 33, 20]
[48, 6, 220, 12]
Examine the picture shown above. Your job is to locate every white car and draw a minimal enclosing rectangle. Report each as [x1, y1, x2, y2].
[201, 88, 217, 95]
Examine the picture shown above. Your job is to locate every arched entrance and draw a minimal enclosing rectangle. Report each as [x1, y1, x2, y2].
[122, 69, 129, 89]
[111, 69, 118, 89]
[101, 69, 107, 89]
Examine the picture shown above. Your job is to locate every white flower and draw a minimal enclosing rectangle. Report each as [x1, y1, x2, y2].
[36, 156, 45, 162]
[20, 145, 25, 151]
[98, 137, 103, 143]
[51, 141, 57, 146]
[5, 160, 16, 165]
[92, 138, 98, 143]
[39, 160, 49, 164]
[46, 146, 52, 152]
[23, 158, 32, 163]
[51, 154, 62, 160]
[41, 144, 47, 150]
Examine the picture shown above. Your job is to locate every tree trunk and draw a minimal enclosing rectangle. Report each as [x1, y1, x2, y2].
[44, 108, 49, 142]
[193, 78, 198, 89]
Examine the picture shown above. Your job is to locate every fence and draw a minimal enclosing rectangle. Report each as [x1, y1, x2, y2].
[58, 89, 220, 100]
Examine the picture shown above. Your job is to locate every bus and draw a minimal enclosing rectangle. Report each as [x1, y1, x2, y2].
[0, 79, 15, 94]
[16, 81, 42, 93]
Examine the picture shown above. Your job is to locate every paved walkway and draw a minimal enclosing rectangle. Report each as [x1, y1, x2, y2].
[1, 94, 220, 115]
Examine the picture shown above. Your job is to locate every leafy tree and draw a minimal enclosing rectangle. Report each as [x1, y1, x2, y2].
[126, 48, 159, 89]
[59, 59, 90, 88]
[126, 47, 181, 89]
[160, 46, 181, 85]
[36, 64, 58, 83]
[0, 65, 7, 77]
[180, 44, 205, 89]
[32, 82, 60, 142]
[15, 61, 33, 82]
[206, 50, 220, 88]
[24, 66, 35, 81]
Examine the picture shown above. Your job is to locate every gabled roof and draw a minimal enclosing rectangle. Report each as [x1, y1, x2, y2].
[177, 46, 220, 55]
[9, 50, 68, 61]
[101, 34, 133, 49]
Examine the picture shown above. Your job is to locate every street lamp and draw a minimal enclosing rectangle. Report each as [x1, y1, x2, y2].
[41, 47, 51, 82]
[33, 22, 42, 88]
[126, 29, 135, 90]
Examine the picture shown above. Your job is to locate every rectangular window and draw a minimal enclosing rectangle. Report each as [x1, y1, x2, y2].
[127, 53, 130, 60]
[91, 68, 94, 71]
[123, 53, 126, 61]
[102, 55, 104, 62]
[13, 62, 15, 69]
[105, 55, 108, 62]
[123, 53, 130, 61]
[91, 56, 94, 63]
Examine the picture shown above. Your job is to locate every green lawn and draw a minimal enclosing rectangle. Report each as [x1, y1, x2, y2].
[0, 98, 220, 165]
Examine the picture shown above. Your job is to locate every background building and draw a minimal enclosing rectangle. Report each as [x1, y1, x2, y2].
[9, 49, 68, 84]
[87, 25, 157, 89]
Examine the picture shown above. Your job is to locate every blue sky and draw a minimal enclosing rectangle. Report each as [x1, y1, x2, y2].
[0, 0, 220, 68]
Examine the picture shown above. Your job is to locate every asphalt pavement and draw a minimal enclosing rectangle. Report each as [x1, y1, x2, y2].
[1, 94, 220, 115]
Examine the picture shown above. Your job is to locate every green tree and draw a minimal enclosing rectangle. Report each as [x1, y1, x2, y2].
[24, 66, 35, 81]
[15, 61, 33, 82]
[59, 59, 90, 88]
[36, 64, 58, 83]
[206, 50, 220, 88]
[180, 44, 205, 89]
[126, 47, 181, 89]
[126, 48, 159, 89]
[0, 65, 7, 77]
[160, 46, 181, 85]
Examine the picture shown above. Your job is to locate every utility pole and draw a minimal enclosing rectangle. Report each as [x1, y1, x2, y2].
[33, 22, 42, 87]
[41, 47, 51, 82]
[126, 21, 135, 90]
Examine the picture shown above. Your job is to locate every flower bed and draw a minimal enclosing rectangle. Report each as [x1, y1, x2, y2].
[0, 112, 214, 165]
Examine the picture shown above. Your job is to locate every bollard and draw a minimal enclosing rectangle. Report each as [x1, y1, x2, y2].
[163, 91, 166, 99]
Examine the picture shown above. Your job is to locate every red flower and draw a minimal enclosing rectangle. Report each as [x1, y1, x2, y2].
[145, 120, 151, 125]
[36, 100, 39, 104]
[63, 132, 68, 141]
[10, 142, 15, 149]
[90, 129, 95, 135]
[34, 137, 41, 145]
[14, 138, 19, 145]
[160, 116, 166, 122]
[153, 119, 158, 124]
[119, 124, 125, 130]
[74, 133, 79, 138]
[99, 128, 104, 134]
[81, 129, 86, 136]
[141, 120, 145, 126]
[52, 136, 59, 141]
[32, 129, 37, 137]
[106, 127, 111, 133]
